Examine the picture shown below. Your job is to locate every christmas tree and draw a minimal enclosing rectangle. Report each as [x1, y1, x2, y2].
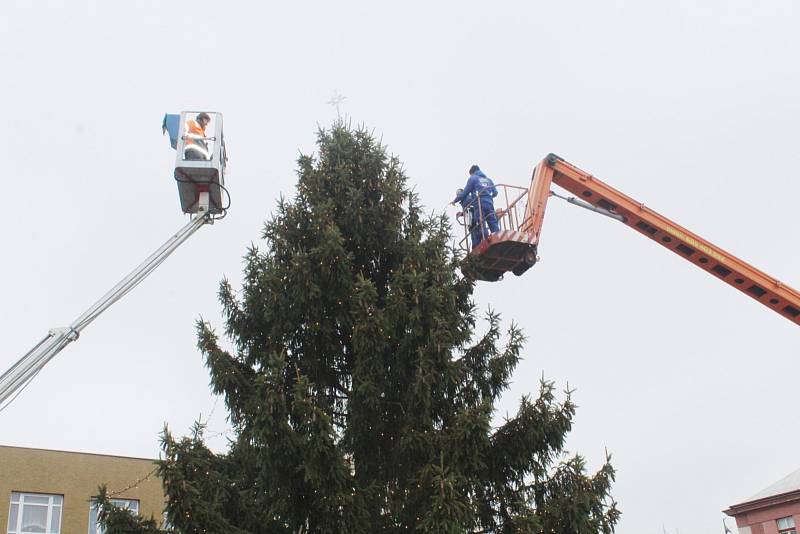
[100, 121, 619, 533]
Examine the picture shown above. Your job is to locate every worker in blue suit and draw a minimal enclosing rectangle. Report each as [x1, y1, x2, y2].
[452, 165, 499, 247]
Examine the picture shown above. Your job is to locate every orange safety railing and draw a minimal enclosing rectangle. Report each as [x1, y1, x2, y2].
[456, 184, 530, 253]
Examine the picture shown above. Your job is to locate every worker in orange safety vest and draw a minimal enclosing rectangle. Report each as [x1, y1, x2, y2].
[184, 112, 211, 160]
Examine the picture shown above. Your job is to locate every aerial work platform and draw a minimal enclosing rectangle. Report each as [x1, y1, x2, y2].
[456, 183, 537, 281]
[459, 154, 800, 325]
[460, 232, 537, 282]
[0, 111, 230, 411]
[163, 111, 228, 215]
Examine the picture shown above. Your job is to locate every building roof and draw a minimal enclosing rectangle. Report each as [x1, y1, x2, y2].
[0, 444, 155, 462]
[726, 467, 800, 516]
[747, 467, 800, 502]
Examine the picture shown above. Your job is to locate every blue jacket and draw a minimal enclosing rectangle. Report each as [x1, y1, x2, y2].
[457, 190, 475, 211]
[454, 170, 498, 207]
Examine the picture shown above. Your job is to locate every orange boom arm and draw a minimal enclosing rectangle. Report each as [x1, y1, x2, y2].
[518, 154, 800, 325]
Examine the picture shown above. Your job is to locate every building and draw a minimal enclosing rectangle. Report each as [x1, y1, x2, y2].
[0, 445, 165, 534]
[725, 468, 800, 534]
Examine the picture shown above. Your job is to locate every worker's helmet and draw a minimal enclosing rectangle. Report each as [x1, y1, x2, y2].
[469, 165, 480, 174]
[456, 188, 464, 196]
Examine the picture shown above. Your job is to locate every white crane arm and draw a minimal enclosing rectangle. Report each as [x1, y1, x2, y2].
[0, 212, 210, 410]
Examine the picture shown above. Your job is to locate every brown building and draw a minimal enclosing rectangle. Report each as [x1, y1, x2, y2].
[725, 468, 800, 534]
[0, 445, 165, 533]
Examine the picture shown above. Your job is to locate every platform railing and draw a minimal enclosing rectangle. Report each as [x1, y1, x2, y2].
[456, 184, 530, 253]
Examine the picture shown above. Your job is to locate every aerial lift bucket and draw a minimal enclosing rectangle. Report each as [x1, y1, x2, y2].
[164, 111, 227, 215]
[456, 183, 538, 281]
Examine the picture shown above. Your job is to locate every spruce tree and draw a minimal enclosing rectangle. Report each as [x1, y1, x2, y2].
[101, 121, 619, 534]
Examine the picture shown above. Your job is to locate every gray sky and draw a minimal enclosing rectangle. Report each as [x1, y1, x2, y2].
[1, 1, 798, 533]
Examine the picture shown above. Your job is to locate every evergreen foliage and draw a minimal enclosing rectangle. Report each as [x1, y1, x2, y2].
[100, 121, 619, 534]
[95, 485, 162, 534]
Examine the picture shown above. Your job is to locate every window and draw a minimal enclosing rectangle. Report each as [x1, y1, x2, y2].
[778, 516, 797, 534]
[7, 492, 63, 534]
[87, 498, 139, 534]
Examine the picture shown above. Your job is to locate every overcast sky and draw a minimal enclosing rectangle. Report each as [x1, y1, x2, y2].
[1, 1, 798, 533]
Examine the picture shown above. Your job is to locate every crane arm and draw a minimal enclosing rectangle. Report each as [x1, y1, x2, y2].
[0, 212, 210, 410]
[523, 154, 800, 325]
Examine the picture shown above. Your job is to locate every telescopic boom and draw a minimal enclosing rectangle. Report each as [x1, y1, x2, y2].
[0, 211, 210, 409]
[1, 110, 228, 411]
